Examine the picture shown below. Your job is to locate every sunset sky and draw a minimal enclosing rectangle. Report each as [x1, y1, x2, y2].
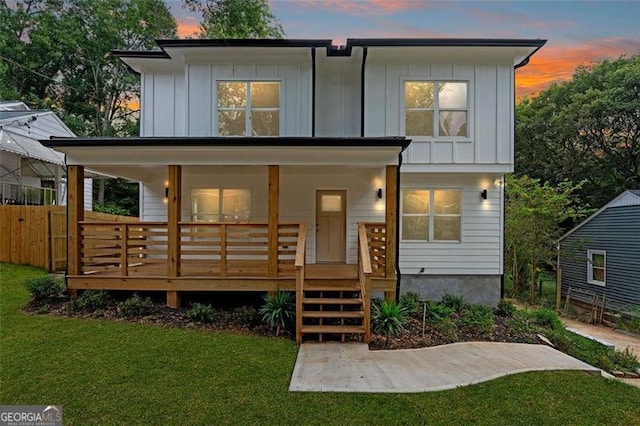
[164, 0, 640, 97]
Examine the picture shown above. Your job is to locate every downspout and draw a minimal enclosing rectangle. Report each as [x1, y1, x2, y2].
[395, 151, 403, 300]
[360, 45, 368, 137]
[311, 46, 316, 137]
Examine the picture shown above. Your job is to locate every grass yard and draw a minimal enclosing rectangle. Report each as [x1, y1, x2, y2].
[1, 264, 639, 425]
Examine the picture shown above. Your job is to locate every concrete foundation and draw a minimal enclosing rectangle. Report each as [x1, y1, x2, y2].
[400, 275, 501, 306]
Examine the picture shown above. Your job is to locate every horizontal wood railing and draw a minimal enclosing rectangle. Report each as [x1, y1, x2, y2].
[362, 222, 387, 277]
[358, 223, 372, 343]
[295, 223, 307, 344]
[78, 221, 302, 278]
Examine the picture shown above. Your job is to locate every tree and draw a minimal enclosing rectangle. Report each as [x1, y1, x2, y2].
[504, 175, 588, 303]
[516, 55, 640, 211]
[183, 0, 284, 39]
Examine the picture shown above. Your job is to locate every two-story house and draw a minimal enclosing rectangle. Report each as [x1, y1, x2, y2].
[44, 38, 545, 343]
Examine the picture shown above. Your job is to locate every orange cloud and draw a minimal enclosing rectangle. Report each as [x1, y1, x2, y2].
[300, 0, 428, 15]
[177, 19, 200, 38]
[516, 38, 639, 98]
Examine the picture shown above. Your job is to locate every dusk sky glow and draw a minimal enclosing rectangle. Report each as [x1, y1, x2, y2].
[164, 0, 640, 97]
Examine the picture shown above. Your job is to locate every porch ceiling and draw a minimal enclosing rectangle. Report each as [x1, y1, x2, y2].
[42, 137, 410, 180]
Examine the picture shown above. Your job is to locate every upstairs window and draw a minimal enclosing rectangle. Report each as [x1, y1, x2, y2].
[191, 188, 251, 223]
[587, 250, 606, 286]
[401, 189, 461, 241]
[217, 81, 280, 136]
[404, 81, 468, 138]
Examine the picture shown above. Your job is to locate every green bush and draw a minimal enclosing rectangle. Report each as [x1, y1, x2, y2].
[441, 294, 466, 313]
[531, 308, 563, 330]
[231, 306, 258, 326]
[457, 304, 494, 337]
[69, 290, 109, 312]
[25, 275, 65, 301]
[185, 303, 216, 323]
[119, 294, 154, 317]
[259, 291, 295, 336]
[611, 347, 640, 371]
[372, 299, 408, 344]
[399, 292, 422, 316]
[433, 317, 459, 344]
[424, 301, 454, 323]
[496, 299, 517, 318]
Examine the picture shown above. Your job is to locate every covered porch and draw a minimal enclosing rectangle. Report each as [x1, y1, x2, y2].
[45, 137, 410, 342]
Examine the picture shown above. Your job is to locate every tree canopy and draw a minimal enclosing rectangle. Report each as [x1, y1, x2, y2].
[516, 55, 640, 210]
[183, 0, 284, 39]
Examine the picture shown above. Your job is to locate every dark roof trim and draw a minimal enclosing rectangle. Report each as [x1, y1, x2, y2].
[41, 136, 411, 151]
[113, 38, 547, 64]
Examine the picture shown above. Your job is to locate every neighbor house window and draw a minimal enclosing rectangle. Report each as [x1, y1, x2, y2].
[401, 189, 461, 241]
[587, 250, 606, 285]
[217, 81, 280, 136]
[404, 81, 468, 137]
[191, 188, 251, 223]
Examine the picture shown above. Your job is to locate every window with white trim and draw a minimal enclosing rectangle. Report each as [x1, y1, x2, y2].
[587, 250, 606, 285]
[404, 81, 468, 138]
[401, 189, 461, 241]
[191, 188, 251, 223]
[217, 81, 280, 136]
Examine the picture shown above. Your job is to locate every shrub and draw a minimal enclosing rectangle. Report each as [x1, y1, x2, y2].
[531, 308, 563, 330]
[424, 301, 454, 323]
[119, 294, 154, 317]
[399, 292, 422, 316]
[441, 294, 466, 313]
[457, 304, 494, 337]
[69, 290, 109, 312]
[25, 275, 65, 301]
[496, 299, 517, 318]
[185, 303, 216, 323]
[231, 306, 258, 327]
[433, 317, 459, 344]
[611, 347, 640, 371]
[371, 299, 408, 344]
[259, 291, 295, 336]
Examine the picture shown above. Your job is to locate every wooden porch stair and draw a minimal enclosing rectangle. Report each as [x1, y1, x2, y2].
[299, 278, 366, 342]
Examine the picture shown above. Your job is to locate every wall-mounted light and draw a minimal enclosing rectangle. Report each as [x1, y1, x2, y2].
[165, 186, 169, 198]
[494, 178, 503, 187]
[377, 188, 383, 199]
[480, 189, 488, 200]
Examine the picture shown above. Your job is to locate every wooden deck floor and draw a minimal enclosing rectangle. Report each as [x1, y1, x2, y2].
[305, 264, 358, 279]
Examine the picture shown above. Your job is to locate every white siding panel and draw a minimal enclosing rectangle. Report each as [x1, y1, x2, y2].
[315, 64, 344, 137]
[187, 65, 212, 136]
[399, 173, 502, 275]
[141, 176, 168, 222]
[174, 73, 186, 136]
[474, 65, 497, 163]
[153, 73, 175, 136]
[278, 64, 300, 136]
[141, 73, 154, 137]
[365, 64, 386, 136]
[83, 179, 93, 211]
[496, 65, 512, 164]
[385, 64, 405, 137]
[433, 142, 453, 163]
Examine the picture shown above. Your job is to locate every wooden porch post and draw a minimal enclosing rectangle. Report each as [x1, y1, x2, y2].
[268, 165, 279, 277]
[67, 165, 84, 298]
[167, 165, 181, 308]
[385, 165, 398, 300]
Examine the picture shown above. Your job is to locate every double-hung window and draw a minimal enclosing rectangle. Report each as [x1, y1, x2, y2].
[587, 250, 606, 285]
[404, 81, 468, 138]
[401, 189, 461, 241]
[217, 81, 280, 136]
[191, 188, 251, 223]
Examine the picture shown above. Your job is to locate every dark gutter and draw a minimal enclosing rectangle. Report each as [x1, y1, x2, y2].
[155, 38, 333, 49]
[514, 42, 545, 69]
[360, 45, 368, 137]
[395, 150, 403, 300]
[346, 38, 547, 48]
[111, 50, 169, 59]
[41, 136, 412, 149]
[311, 47, 316, 137]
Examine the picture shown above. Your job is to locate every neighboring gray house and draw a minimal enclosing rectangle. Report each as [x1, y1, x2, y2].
[558, 190, 640, 313]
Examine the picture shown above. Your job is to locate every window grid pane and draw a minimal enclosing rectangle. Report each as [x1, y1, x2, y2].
[404, 81, 468, 138]
[402, 188, 461, 242]
[217, 81, 280, 136]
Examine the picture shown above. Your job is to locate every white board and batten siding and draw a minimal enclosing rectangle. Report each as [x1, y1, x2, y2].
[399, 173, 503, 276]
[364, 63, 514, 170]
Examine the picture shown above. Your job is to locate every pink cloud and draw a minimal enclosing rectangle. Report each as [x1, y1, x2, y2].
[299, 0, 430, 15]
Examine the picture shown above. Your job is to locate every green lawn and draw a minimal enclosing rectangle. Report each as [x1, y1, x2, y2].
[1, 264, 639, 425]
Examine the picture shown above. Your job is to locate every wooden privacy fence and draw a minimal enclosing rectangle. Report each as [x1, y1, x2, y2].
[0, 205, 137, 272]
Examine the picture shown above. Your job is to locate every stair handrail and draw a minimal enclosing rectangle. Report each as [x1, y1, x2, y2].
[295, 223, 307, 344]
[358, 223, 372, 343]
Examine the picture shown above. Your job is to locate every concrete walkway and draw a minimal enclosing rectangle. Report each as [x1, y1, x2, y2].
[289, 342, 600, 393]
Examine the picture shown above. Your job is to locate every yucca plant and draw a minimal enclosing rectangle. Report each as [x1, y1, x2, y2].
[371, 299, 408, 345]
[259, 291, 295, 336]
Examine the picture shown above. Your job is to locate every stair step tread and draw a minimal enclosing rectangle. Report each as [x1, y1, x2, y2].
[302, 311, 364, 318]
[303, 285, 361, 291]
[303, 297, 362, 304]
[301, 325, 365, 334]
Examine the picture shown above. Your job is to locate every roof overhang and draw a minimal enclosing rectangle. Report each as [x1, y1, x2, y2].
[41, 137, 410, 180]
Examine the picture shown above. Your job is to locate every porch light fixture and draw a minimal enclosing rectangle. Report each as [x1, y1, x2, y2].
[377, 188, 383, 199]
[480, 189, 488, 200]
[165, 186, 169, 198]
